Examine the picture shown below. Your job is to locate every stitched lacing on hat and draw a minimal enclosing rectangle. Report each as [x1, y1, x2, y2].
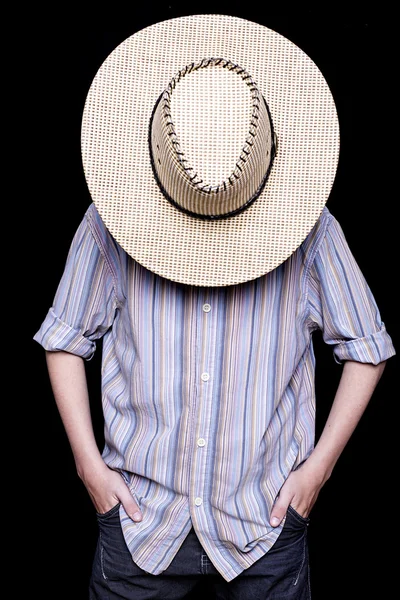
[161, 57, 263, 194]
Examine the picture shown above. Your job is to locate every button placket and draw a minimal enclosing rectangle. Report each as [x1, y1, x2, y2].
[191, 293, 215, 520]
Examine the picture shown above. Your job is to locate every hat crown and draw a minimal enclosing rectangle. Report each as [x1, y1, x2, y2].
[171, 64, 252, 188]
[149, 58, 275, 219]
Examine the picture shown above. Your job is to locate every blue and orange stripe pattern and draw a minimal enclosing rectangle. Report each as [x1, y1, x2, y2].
[33, 203, 395, 581]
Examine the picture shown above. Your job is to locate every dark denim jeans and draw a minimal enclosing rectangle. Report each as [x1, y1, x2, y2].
[89, 504, 311, 599]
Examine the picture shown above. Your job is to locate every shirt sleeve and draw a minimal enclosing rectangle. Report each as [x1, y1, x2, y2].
[33, 208, 119, 361]
[306, 213, 396, 365]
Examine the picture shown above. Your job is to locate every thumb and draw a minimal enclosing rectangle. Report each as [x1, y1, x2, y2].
[270, 494, 291, 527]
[119, 487, 143, 522]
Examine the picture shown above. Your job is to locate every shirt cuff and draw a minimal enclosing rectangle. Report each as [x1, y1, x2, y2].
[333, 324, 396, 365]
[33, 308, 96, 361]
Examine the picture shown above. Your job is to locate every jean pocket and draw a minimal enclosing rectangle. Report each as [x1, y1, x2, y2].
[287, 504, 310, 524]
[263, 506, 310, 597]
[96, 502, 121, 520]
[97, 512, 145, 582]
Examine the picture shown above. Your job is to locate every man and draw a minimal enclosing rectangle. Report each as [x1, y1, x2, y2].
[33, 15, 395, 599]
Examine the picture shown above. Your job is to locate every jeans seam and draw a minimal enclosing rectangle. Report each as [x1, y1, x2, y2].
[293, 534, 307, 586]
[99, 531, 108, 581]
[201, 554, 208, 575]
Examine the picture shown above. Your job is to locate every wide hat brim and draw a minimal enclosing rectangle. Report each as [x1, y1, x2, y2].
[81, 14, 340, 287]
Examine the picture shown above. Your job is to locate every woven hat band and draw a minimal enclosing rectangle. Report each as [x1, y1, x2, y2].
[149, 58, 275, 218]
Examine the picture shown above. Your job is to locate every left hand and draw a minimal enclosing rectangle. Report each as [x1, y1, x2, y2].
[270, 461, 327, 527]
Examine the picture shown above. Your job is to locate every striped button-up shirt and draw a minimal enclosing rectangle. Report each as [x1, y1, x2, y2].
[33, 203, 395, 582]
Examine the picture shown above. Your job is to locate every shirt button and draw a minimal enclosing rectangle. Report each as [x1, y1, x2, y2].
[201, 372, 210, 382]
[197, 438, 206, 447]
[203, 303, 211, 313]
[195, 497, 203, 506]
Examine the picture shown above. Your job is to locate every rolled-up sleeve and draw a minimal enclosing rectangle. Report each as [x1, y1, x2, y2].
[33, 208, 118, 361]
[307, 213, 396, 365]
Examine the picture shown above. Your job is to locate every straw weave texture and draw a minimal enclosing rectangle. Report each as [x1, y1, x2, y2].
[81, 14, 339, 286]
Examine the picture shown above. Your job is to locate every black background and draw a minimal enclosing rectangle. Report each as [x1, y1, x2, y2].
[26, 5, 398, 599]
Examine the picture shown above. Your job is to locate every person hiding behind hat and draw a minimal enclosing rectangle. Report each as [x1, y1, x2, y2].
[33, 15, 395, 600]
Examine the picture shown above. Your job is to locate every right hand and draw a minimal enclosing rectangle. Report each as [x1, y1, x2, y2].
[80, 462, 142, 522]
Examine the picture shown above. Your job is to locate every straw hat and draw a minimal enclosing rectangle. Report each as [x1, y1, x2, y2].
[81, 14, 339, 287]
